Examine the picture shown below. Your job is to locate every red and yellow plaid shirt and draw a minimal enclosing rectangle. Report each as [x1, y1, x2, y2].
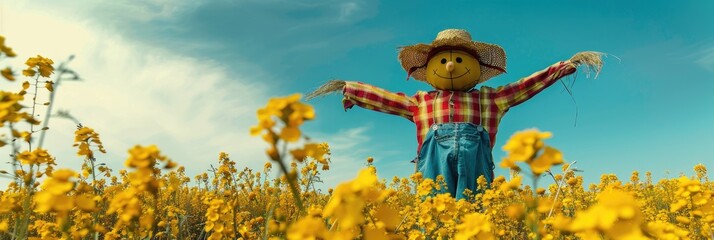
[342, 61, 577, 154]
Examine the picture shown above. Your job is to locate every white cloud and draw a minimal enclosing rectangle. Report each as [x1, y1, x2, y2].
[313, 125, 375, 189]
[0, 2, 387, 189]
[311, 124, 418, 190]
[339, 2, 360, 22]
[695, 47, 714, 72]
[320, 125, 371, 151]
[8, 0, 205, 24]
[0, 2, 271, 183]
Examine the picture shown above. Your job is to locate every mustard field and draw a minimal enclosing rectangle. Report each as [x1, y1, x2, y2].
[0, 35, 712, 240]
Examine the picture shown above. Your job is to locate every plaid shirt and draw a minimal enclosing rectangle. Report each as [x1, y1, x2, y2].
[342, 61, 576, 154]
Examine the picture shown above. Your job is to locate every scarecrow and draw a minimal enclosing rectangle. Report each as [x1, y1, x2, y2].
[307, 29, 602, 199]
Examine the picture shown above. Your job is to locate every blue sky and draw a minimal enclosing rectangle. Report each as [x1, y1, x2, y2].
[2, 1, 713, 188]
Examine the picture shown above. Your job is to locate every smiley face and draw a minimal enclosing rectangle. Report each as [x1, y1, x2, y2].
[425, 50, 482, 91]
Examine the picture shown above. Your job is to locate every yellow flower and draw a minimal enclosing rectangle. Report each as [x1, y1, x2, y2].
[164, 160, 178, 169]
[279, 126, 301, 142]
[323, 168, 383, 229]
[0, 220, 8, 232]
[1, 46, 16, 57]
[264, 162, 272, 170]
[502, 129, 563, 176]
[45, 80, 54, 92]
[22, 69, 35, 77]
[250, 111, 275, 136]
[694, 163, 707, 180]
[417, 178, 436, 197]
[35, 169, 77, 213]
[43, 169, 76, 194]
[537, 198, 554, 213]
[643, 221, 689, 239]
[499, 156, 520, 172]
[675, 216, 690, 224]
[286, 101, 315, 126]
[75, 194, 97, 212]
[568, 189, 647, 239]
[0, 91, 27, 127]
[499, 175, 522, 192]
[671, 176, 707, 213]
[373, 204, 400, 231]
[203, 196, 236, 239]
[16, 150, 35, 165]
[286, 216, 327, 240]
[107, 188, 141, 222]
[502, 129, 551, 161]
[1, 48, 15, 57]
[0, 194, 18, 215]
[529, 146, 563, 175]
[506, 204, 526, 220]
[454, 213, 495, 240]
[290, 142, 330, 164]
[125, 145, 167, 168]
[128, 168, 159, 194]
[25, 55, 54, 77]
[251, 93, 314, 143]
[33, 191, 56, 213]
[676, 176, 700, 194]
[0, 36, 17, 57]
[266, 146, 280, 161]
[1, 67, 14, 81]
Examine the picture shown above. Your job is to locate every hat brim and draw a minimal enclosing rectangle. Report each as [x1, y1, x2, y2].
[398, 38, 507, 82]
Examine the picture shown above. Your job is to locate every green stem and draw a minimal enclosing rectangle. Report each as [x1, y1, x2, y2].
[546, 161, 576, 219]
[262, 183, 281, 240]
[303, 170, 314, 195]
[8, 123, 20, 187]
[27, 74, 41, 152]
[233, 203, 240, 240]
[37, 58, 69, 149]
[275, 154, 304, 215]
[15, 166, 35, 240]
[531, 176, 540, 240]
[89, 156, 100, 240]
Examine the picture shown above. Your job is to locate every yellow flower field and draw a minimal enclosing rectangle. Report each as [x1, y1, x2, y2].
[0, 35, 713, 240]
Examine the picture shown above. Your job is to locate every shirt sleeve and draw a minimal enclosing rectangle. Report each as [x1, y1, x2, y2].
[342, 81, 417, 121]
[492, 61, 577, 110]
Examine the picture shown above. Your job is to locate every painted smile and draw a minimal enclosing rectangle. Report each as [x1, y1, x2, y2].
[433, 68, 471, 80]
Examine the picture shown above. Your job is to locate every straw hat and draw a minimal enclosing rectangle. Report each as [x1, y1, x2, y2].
[398, 29, 507, 82]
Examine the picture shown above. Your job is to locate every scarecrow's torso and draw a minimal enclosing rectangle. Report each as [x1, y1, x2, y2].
[409, 88, 503, 154]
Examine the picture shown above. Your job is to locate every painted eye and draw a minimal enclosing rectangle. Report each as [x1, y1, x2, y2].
[456, 57, 462, 63]
[440, 58, 447, 64]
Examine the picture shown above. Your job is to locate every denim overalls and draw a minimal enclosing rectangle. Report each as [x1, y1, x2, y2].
[416, 92, 495, 200]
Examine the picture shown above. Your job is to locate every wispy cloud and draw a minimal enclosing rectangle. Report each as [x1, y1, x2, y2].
[160, 0, 389, 73]
[313, 125, 375, 188]
[12, 0, 206, 23]
[339, 2, 361, 22]
[1, 2, 272, 182]
[0, 1, 396, 188]
[695, 47, 714, 72]
[25, 0, 392, 79]
[319, 125, 371, 151]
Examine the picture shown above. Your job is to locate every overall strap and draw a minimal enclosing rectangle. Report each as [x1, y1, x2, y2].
[432, 91, 441, 125]
[448, 91, 454, 122]
[432, 90, 455, 124]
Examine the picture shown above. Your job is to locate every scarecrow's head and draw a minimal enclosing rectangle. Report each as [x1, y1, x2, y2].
[399, 29, 507, 91]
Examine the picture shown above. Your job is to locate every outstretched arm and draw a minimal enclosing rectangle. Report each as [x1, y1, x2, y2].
[492, 51, 603, 110]
[307, 80, 416, 121]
